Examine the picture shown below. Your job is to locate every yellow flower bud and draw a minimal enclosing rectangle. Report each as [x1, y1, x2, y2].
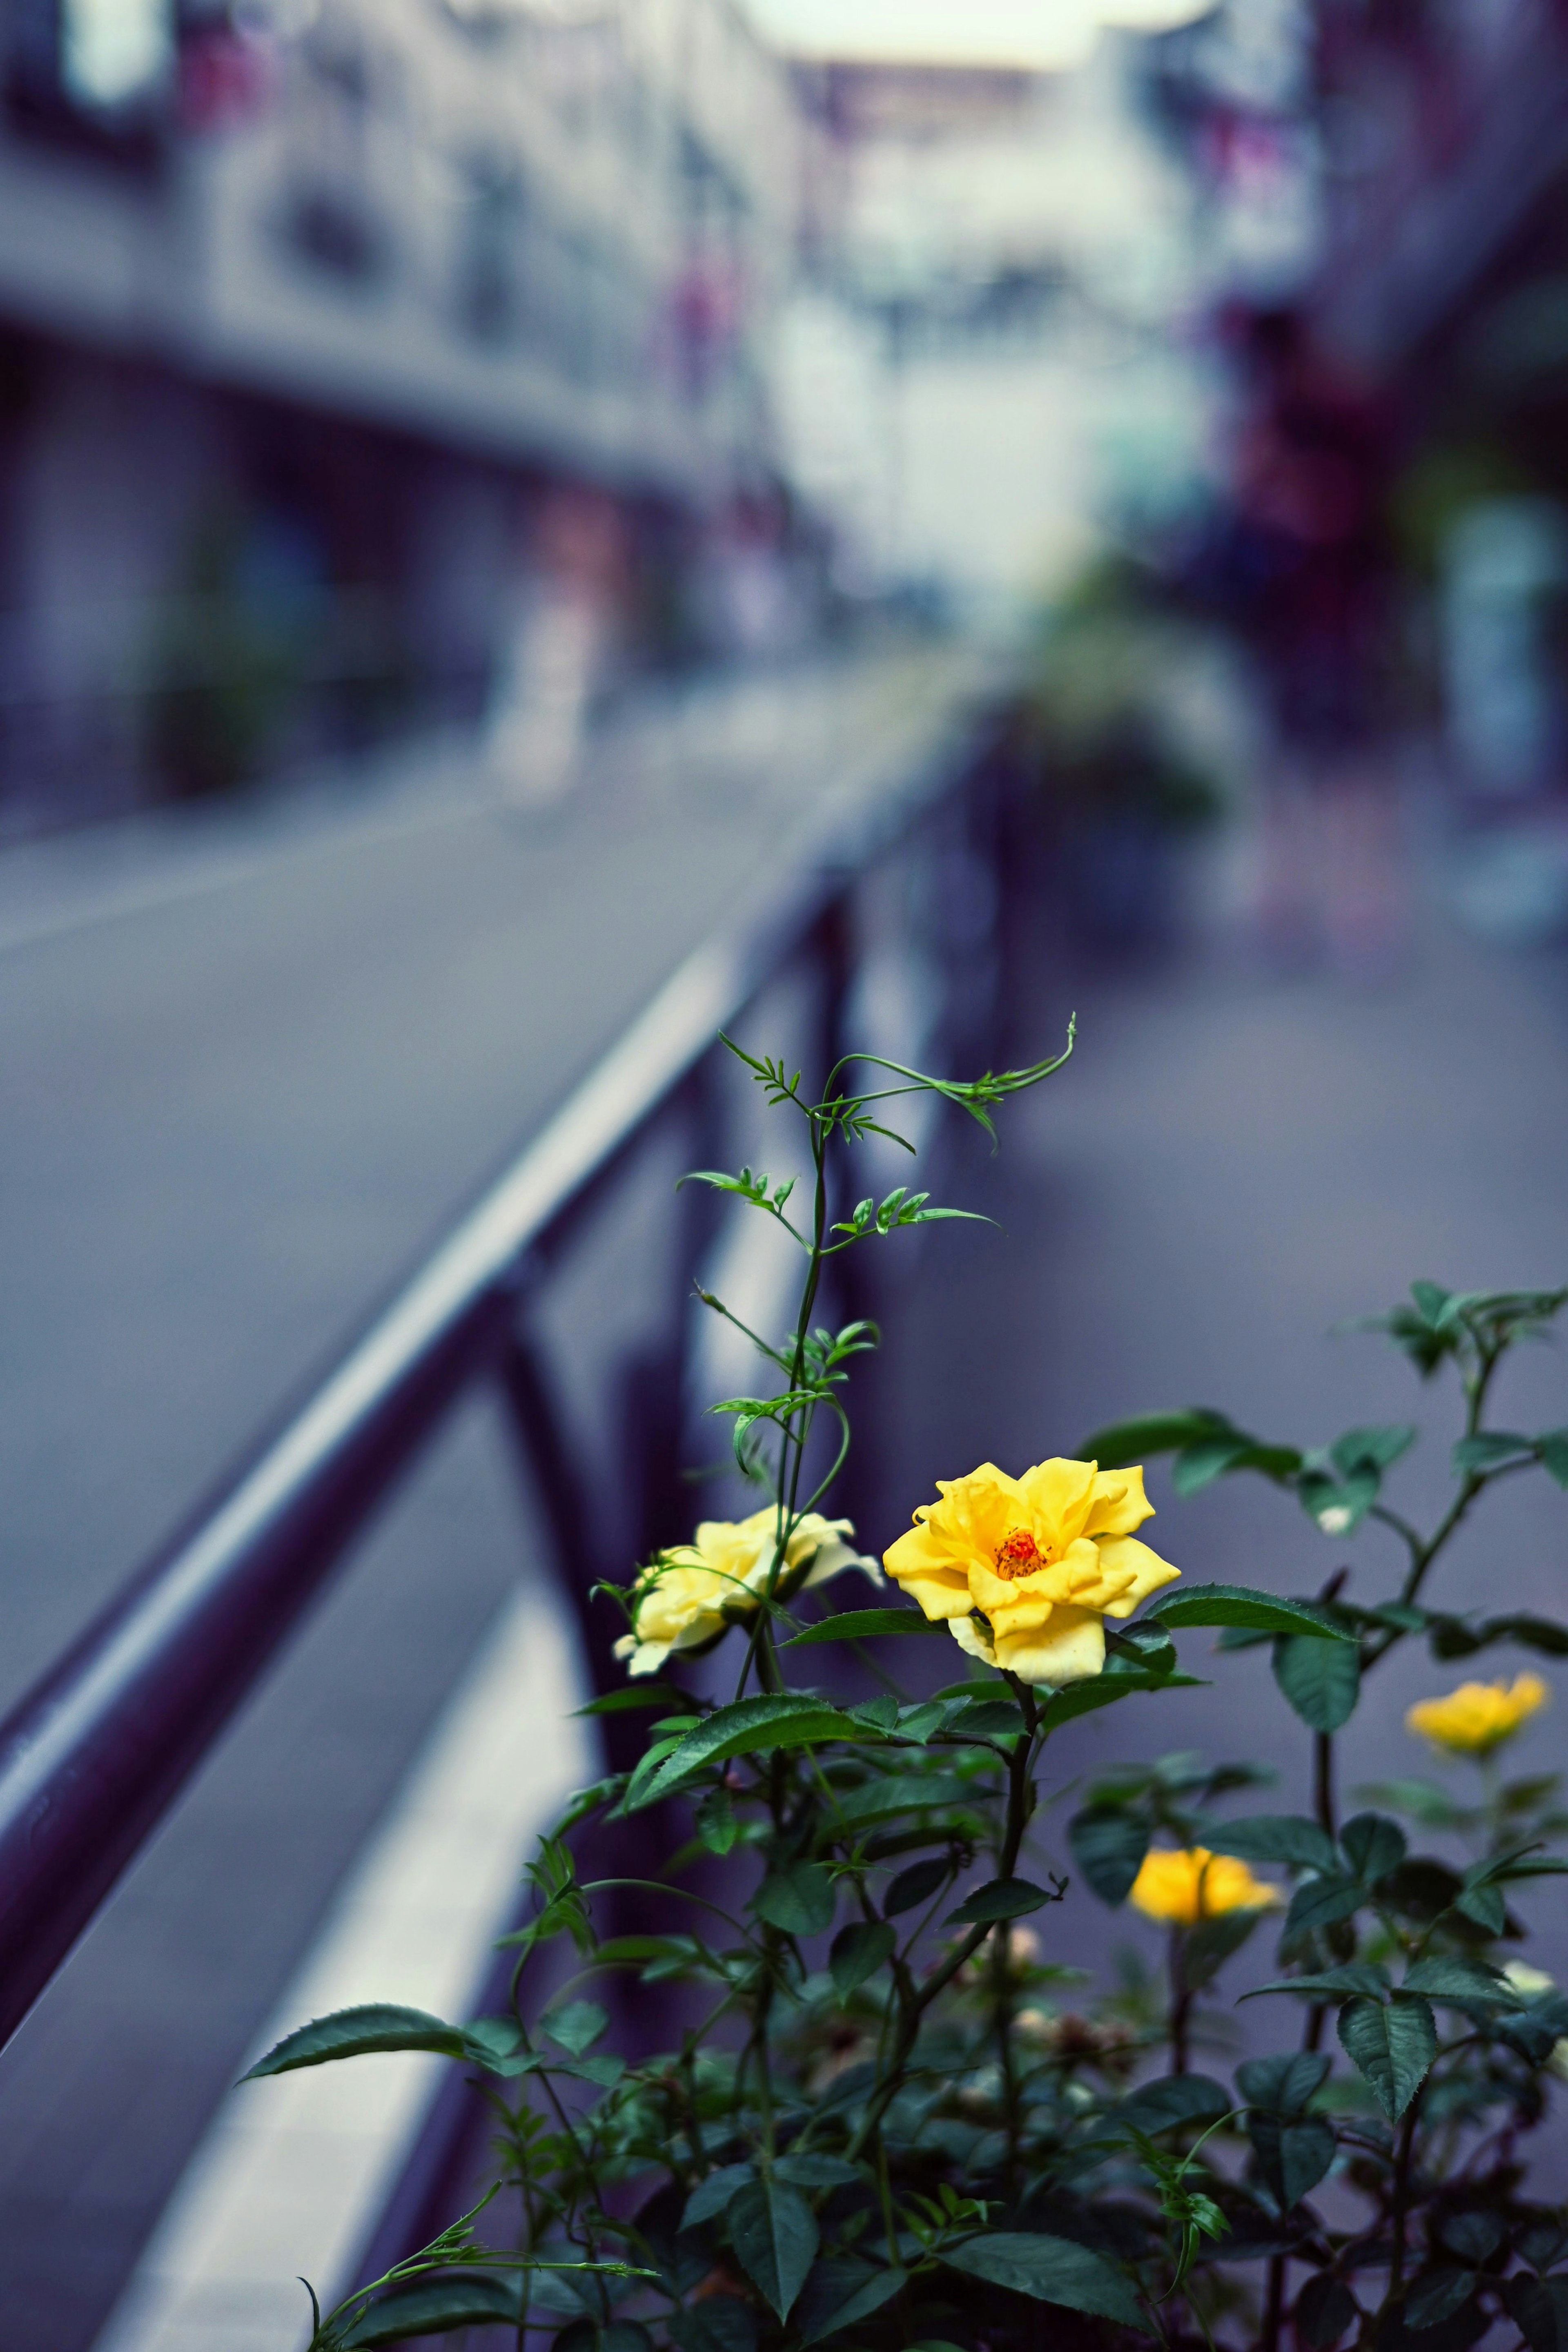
[615, 1509, 877, 1678]
[1405, 1673, 1549, 1757]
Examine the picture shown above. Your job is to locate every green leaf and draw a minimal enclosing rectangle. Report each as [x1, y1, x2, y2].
[1182, 1909, 1263, 1989]
[941, 2233, 1144, 2327]
[242, 2004, 466, 2080]
[1332, 1424, 1417, 1478]
[1284, 1873, 1365, 1940]
[1405, 2270, 1479, 2331]
[945, 1876, 1054, 1926]
[797, 2260, 905, 2345]
[1116, 2074, 1232, 2134]
[1296, 2273, 1358, 2349]
[682, 2164, 756, 2230]
[885, 1857, 951, 1915]
[1507, 2275, 1568, 2352]
[1340, 1812, 1406, 1882]
[752, 1864, 836, 1938]
[1078, 1409, 1235, 1465]
[1297, 1469, 1380, 1536]
[341, 2278, 522, 2345]
[1205, 1815, 1338, 1874]
[697, 1787, 737, 1856]
[942, 1695, 1027, 1739]
[1245, 1963, 1390, 2002]
[784, 1608, 943, 1647]
[773, 2154, 860, 2189]
[1338, 1993, 1436, 2119]
[1145, 1585, 1355, 1640]
[829, 1920, 896, 1999]
[1069, 1804, 1151, 1906]
[835, 1773, 971, 1828]
[669, 2300, 759, 2352]
[574, 1684, 685, 1716]
[1273, 1634, 1361, 1732]
[1401, 1956, 1520, 2010]
[632, 1696, 869, 1810]
[1036, 1668, 1203, 1733]
[1452, 1431, 1535, 1474]
[1537, 1430, 1568, 1488]
[541, 2001, 608, 2056]
[1236, 2052, 1331, 2115]
[1248, 2113, 1336, 2209]
[728, 2177, 819, 2321]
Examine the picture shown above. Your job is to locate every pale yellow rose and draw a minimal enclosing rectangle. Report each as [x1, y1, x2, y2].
[1406, 1673, 1549, 1757]
[615, 1508, 878, 1678]
[882, 1456, 1179, 1685]
[1129, 1847, 1280, 1928]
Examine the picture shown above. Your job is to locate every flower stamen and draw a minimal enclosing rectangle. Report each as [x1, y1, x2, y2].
[993, 1527, 1046, 1579]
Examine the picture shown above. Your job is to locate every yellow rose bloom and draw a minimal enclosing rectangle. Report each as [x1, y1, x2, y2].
[615, 1509, 876, 1678]
[1405, 1673, 1549, 1757]
[1129, 1847, 1281, 1928]
[881, 1456, 1179, 1685]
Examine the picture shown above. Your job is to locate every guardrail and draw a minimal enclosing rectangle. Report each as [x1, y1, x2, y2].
[0, 688, 1020, 2094]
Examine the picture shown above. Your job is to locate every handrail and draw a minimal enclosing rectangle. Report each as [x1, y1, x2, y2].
[0, 696, 993, 2060]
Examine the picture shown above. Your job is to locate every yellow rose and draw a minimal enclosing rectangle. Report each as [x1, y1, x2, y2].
[881, 1456, 1179, 1685]
[615, 1509, 877, 1679]
[1129, 1846, 1280, 1928]
[1405, 1673, 1549, 1757]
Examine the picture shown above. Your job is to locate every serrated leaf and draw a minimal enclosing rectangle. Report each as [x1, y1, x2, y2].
[1206, 1815, 1339, 1873]
[1245, 1962, 1390, 2002]
[1274, 1634, 1361, 1732]
[1507, 2274, 1568, 2352]
[752, 1863, 836, 1938]
[728, 2177, 818, 2320]
[1069, 1804, 1151, 1906]
[941, 2232, 1145, 2326]
[1401, 1956, 1520, 2009]
[1338, 1993, 1436, 2119]
[1036, 1667, 1203, 1733]
[829, 1920, 896, 1999]
[242, 2004, 466, 2080]
[943, 1696, 1027, 1739]
[1248, 2112, 1336, 2209]
[669, 2299, 759, 2352]
[1145, 1584, 1355, 1639]
[784, 1608, 943, 1647]
[632, 1696, 869, 1810]
[945, 1876, 1053, 1926]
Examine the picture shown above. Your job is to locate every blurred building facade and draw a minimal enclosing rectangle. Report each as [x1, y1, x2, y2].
[0, 0, 804, 827]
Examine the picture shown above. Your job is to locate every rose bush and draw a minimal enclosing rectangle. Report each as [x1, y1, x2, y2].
[247, 1042, 1568, 2352]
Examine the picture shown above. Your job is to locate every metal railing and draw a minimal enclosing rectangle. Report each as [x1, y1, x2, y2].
[0, 689, 1019, 2091]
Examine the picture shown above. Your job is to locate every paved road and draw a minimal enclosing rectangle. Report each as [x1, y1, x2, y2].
[0, 650, 973, 2350]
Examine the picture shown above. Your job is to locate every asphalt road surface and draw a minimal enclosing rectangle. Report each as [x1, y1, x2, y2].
[0, 651, 973, 2350]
